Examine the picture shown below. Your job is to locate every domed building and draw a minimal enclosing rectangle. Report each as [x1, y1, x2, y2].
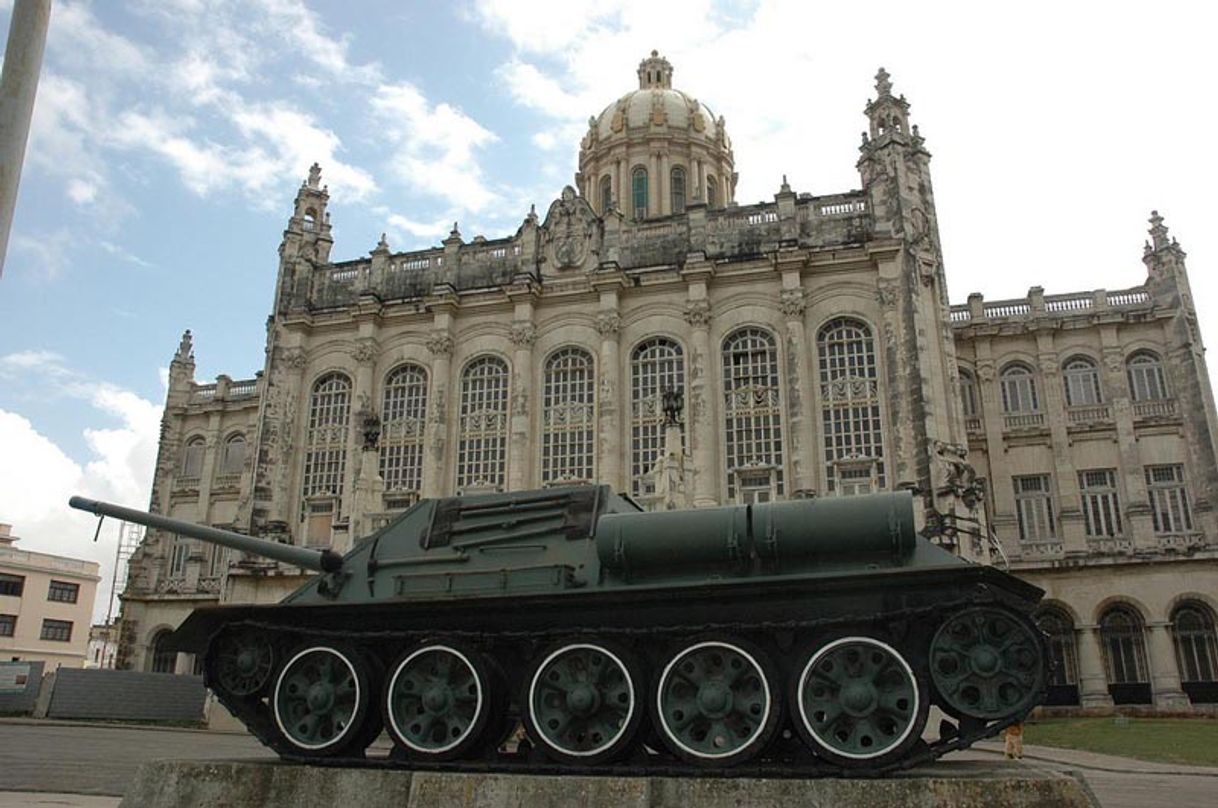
[117, 54, 1218, 715]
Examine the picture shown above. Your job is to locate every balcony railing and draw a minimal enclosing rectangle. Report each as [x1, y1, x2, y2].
[1067, 404, 1112, 425]
[1156, 533, 1206, 552]
[1020, 541, 1065, 560]
[212, 473, 242, 490]
[965, 416, 983, 433]
[1087, 536, 1135, 555]
[1004, 412, 1045, 430]
[1133, 398, 1178, 419]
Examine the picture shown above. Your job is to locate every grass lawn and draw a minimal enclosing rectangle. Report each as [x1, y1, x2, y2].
[1023, 718, 1218, 767]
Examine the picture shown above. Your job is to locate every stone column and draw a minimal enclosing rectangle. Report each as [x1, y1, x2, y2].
[346, 338, 379, 521]
[1075, 624, 1114, 708]
[780, 286, 815, 496]
[422, 331, 454, 498]
[649, 152, 659, 216]
[1101, 327, 1154, 550]
[685, 298, 717, 507]
[1147, 620, 1189, 708]
[508, 319, 537, 491]
[1037, 332, 1085, 555]
[659, 152, 670, 216]
[596, 310, 623, 492]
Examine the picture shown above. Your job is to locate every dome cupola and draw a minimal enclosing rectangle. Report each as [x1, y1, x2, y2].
[577, 51, 736, 221]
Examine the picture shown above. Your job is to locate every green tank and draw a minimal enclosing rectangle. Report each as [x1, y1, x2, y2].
[69, 487, 1047, 775]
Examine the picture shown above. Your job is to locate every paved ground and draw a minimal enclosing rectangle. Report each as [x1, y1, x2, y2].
[1, 719, 1215, 807]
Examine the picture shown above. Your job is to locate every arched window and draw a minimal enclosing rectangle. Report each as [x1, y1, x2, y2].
[600, 175, 613, 215]
[631, 338, 685, 500]
[217, 434, 246, 478]
[706, 175, 718, 208]
[1127, 352, 1168, 401]
[149, 629, 177, 674]
[722, 328, 784, 502]
[457, 356, 509, 491]
[1000, 364, 1039, 413]
[380, 364, 428, 496]
[670, 166, 687, 214]
[631, 167, 648, 221]
[302, 208, 316, 231]
[1063, 357, 1102, 406]
[180, 437, 205, 479]
[959, 370, 978, 419]
[1036, 607, 1079, 705]
[302, 373, 351, 501]
[542, 348, 596, 484]
[1173, 602, 1218, 703]
[1100, 605, 1151, 704]
[817, 318, 885, 495]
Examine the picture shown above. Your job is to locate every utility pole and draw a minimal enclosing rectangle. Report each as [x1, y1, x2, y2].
[0, 0, 52, 278]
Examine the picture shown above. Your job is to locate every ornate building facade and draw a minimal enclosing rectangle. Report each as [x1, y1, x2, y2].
[116, 55, 1218, 712]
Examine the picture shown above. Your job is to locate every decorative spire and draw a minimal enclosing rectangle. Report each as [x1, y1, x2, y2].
[1148, 210, 1170, 250]
[306, 162, 321, 189]
[175, 329, 194, 362]
[875, 67, 893, 98]
[637, 50, 674, 90]
[780, 174, 791, 194]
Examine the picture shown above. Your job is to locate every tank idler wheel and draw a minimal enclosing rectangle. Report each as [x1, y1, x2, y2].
[208, 628, 274, 698]
[653, 637, 780, 766]
[792, 636, 928, 767]
[524, 641, 644, 764]
[271, 643, 373, 756]
[383, 643, 493, 761]
[929, 607, 1047, 720]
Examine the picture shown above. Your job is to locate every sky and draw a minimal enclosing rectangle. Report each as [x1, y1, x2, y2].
[1, 0, 1215, 622]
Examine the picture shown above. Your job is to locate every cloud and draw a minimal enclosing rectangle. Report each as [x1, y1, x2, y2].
[8, 230, 73, 281]
[98, 241, 153, 268]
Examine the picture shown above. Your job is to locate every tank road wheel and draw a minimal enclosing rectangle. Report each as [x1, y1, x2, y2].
[208, 628, 274, 698]
[524, 641, 643, 764]
[271, 643, 372, 756]
[383, 643, 491, 761]
[793, 637, 927, 767]
[929, 607, 1047, 720]
[654, 638, 779, 766]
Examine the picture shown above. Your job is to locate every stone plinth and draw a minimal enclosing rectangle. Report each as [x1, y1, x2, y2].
[119, 759, 1099, 808]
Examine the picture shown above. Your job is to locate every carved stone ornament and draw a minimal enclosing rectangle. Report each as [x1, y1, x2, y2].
[876, 279, 900, 309]
[425, 332, 454, 357]
[510, 322, 537, 348]
[684, 299, 712, 328]
[543, 186, 597, 271]
[779, 289, 807, 319]
[595, 311, 622, 337]
[281, 348, 307, 369]
[352, 339, 378, 365]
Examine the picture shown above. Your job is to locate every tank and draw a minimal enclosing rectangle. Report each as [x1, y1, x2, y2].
[70, 487, 1047, 776]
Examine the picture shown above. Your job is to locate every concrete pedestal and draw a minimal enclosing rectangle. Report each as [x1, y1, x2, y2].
[119, 759, 1099, 808]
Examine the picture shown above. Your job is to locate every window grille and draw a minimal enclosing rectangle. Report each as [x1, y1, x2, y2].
[169, 537, 191, 578]
[817, 318, 885, 493]
[1173, 603, 1218, 683]
[207, 544, 229, 578]
[1014, 474, 1056, 541]
[150, 629, 176, 673]
[0, 614, 14, 637]
[380, 364, 428, 495]
[47, 580, 79, 604]
[219, 434, 246, 476]
[1036, 608, 1078, 686]
[670, 166, 687, 214]
[706, 176, 718, 208]
[630, 338, 685, 498]
[632, 167, 648, 220]
[0, 573, 24, 597]
[542, 348, 595, 484]
[722, 328, 784, 499]
[1127, 352, 1168, 401]
[1000, 365, 1039, 413]
[1063, 358, 1102, 406]
[1079, 469, 1122, 537]
[457, 356, 509, 491]
[600, 175, 612, 214]
[959, 370, 978, 417]
[1100, 606, 1149, 684]
[40, 619, 73, 642]
[302, 373, 351, 507]
[1146, 464, 1193, 534]
[180, 438, 205, 479]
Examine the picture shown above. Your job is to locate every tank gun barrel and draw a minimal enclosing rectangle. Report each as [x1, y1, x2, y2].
[68, 495, 343, 574]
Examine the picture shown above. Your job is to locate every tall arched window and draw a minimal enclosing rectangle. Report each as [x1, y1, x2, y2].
[458, 356, 509, 491]
[1127, 351, 1168, 401]
[670, 166, 687, 214]
[706, 176, 718, 208]
[1100, 604, 1151, 704]
[380, 364, 428, 496]
[600, 175, 613, 215]
[631, 167, 648, 221]
[1000, 364, 1039, 413]
[1173, 602, 1218, 703]
[542, 348, 595, 484]
[1063, 357, 1102, 406]
[149, 629, 177, 674]
[180, 436, 205, 479]
[1036, 607, 1079, 705]
[959, 370, 979, 419]
[722, 328, 784, 502]
[302, 373, 351, 501]
[217, 434, 246, 478]
[631, 338, 685, 500]
[817, 318, 885, 495]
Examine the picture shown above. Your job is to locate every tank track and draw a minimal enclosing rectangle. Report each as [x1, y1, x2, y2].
[206, 591, 1044, 778]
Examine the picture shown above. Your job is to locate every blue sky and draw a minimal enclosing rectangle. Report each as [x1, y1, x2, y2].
[1, 0, 1216, 619]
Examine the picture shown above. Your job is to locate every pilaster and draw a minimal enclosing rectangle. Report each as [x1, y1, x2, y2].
[683, 255, 717, 507]
[508, 308, 537, 492]
[595, 308, 623, 492]
[1075, 624, 1114, 709]
[1147, 620, 1189, 708]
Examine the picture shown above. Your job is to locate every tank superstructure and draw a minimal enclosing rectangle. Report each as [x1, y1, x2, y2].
[71, 486, 1047, 775]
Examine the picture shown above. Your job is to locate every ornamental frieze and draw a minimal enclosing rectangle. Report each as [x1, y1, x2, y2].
[684, 299, 712, 328]
[595, 311, 622, 337]
[425, 332, 454, 357]
[352, 338, 379, 364]
[542, 186, 598, 272]
[281, 348, 307, 369]
[510, 322, 538, 347]
[779, 289, 807, 318]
